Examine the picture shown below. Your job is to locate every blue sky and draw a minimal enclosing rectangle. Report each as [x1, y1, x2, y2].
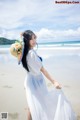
[0, 0, 80, 43]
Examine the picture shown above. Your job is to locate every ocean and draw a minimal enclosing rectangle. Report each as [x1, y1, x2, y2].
[0, 42, 80, 120]
[0, 42, 80, 63]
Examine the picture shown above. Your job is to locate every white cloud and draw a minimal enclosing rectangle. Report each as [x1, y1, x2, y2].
[0, 27, 80, 42]
[0, 0, 80, 42]
[36, 27, 80, 42]
[0, 0, 80, 30]
[0, 28, 21, 39]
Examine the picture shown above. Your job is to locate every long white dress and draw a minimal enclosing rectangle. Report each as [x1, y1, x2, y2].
[24, 49, 76, 120]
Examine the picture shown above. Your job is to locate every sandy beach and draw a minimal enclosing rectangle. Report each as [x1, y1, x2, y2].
[0, 47, 80, 120]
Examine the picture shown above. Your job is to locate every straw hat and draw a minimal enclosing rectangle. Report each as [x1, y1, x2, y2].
[10, 41, 23, 64]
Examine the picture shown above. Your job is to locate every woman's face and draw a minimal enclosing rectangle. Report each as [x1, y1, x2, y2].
[29, 35, 37, 48]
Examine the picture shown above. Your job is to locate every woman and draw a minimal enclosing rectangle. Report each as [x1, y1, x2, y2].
[21, 30, 62, 120]
[10, 30, 76, 120]
[20, 30, 76, 120]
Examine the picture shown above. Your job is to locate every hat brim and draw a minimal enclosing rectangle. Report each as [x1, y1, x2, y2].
[10, 43, 22, 62]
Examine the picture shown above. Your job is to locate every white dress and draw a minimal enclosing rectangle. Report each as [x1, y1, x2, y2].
[24, 49, 76, 120]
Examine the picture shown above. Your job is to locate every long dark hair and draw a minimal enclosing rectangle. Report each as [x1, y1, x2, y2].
[21, 30, 36, 72]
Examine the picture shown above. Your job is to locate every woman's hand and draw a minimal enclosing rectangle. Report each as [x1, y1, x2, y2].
[53, 81, 62, 89]
[40, 67, 62, 89]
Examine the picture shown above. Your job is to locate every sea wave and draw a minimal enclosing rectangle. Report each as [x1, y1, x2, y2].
[0, 46, 80, 63]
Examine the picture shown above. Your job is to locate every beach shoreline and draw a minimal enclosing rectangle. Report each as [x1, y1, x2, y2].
[0, 46, 80, 120]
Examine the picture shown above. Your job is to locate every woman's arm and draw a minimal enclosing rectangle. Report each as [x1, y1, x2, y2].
[40, 66, 61, 89]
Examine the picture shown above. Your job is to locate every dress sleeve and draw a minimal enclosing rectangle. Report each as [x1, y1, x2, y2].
[27, 50, 43, 74]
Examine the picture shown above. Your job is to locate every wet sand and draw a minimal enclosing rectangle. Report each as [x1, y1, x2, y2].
[0, 58, 80, 120]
